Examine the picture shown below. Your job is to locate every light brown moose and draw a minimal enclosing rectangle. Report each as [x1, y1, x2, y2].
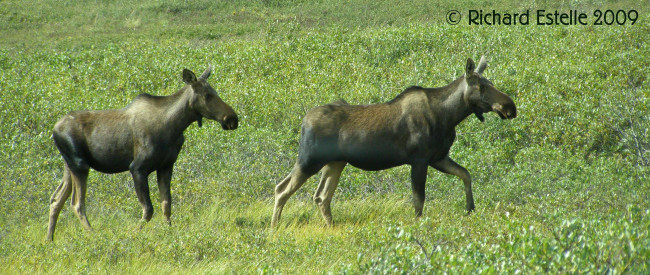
[272, 56, 517, 227]
[47, 66, 238, 241]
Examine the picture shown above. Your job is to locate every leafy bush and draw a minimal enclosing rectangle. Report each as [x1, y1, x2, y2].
[0, 0, 648, 273]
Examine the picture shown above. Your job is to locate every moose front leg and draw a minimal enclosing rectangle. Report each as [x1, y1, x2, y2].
[410, 163, 428, 217]
[431, 156, 475, 212]
[130, 167, 154, 222]
[157, 166, 173, 225]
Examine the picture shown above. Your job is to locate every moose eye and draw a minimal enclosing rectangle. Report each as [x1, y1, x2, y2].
[205, 93, 213, 100]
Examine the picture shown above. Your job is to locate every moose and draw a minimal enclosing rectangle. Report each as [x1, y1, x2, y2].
[272, 56, 517, 227]
[47, 66, 238, 241]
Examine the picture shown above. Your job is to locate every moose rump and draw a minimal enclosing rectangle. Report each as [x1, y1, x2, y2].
[271, 56, 517, 227]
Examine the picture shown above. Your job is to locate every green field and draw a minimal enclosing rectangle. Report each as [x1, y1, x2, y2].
[1, 0, 649, 273]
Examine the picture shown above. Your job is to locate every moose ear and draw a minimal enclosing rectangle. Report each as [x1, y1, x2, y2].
[182, 69, 197, 84]
[199, 65, 212, 80]
[465, 58, 476, 75]
[475, 56, 488, 74]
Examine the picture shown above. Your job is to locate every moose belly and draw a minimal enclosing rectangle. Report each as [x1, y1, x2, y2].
[342, 144, 409, 171]
[85, 139, 134, 173]
[87, 151, 133, 173]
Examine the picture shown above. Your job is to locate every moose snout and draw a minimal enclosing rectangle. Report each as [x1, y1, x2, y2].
[221, 115, 238, 130]
[507, 106, 517, 119]
[504, 103, 517, 119]
[492, 103, 517, 119]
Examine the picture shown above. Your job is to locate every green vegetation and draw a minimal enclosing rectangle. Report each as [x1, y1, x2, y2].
[1, 0, 648, 273]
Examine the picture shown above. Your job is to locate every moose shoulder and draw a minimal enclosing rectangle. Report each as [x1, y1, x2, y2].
[272, 56, 517, 227]
[47, 66, 238, 241]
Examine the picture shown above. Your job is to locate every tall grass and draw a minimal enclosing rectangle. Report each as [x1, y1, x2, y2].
[1, 0, 648, 273]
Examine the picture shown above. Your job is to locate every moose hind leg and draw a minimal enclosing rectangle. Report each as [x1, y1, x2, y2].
[271, 173, 292, 228]
[47, 165, 73, 241]
[272, 163, 318, 227]
[313, 162, 346, 226]
[70, 166, 92, 231]
[431, 156, 474, 212]
[157, 167, 173, 225]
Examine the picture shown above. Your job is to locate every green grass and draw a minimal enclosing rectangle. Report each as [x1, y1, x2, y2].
[1, 0, 649, 273]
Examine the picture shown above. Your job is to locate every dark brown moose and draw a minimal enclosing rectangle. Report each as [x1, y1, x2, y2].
[272, 56, 516, 227]
[47, 66, 238, 241]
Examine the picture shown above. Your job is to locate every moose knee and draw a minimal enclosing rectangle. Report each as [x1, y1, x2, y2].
[457, 168, 471, 185]
[72, 203, 84, 215]
[313, 196, 323, 205]
[274, 184, 286, 195]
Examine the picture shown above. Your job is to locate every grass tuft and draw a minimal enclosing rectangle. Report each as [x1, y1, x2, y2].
[1, 0, 648, 273]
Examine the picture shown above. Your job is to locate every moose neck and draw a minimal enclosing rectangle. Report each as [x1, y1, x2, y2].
[437, 76, 474, 128]
[161, 86, 202, 137]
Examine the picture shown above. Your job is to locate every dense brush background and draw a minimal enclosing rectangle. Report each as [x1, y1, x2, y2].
[1, 0, 648, 273]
